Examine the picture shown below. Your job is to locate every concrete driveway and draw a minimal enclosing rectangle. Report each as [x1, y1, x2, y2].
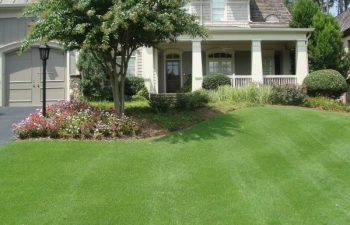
[0, 107, 37, 147]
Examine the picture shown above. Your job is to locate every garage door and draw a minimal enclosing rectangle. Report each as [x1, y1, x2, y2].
[5, 48, 67, 107]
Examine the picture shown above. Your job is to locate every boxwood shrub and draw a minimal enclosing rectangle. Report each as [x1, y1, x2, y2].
[202, 73, 231, 90]
[303, 69, 347, 99]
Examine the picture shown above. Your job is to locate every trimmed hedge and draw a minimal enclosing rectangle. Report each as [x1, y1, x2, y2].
[270, 84, 306, 106]
[202, 73, 231, 90]
[150, 92, 209, 112]
[303, 69, 347, 99]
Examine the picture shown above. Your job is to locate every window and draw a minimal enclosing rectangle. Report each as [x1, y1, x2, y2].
[212, 0, 225, 21]
[117, 52, 137, 76]
[127, 52, 136, 76]
[208, 52, 233, 75]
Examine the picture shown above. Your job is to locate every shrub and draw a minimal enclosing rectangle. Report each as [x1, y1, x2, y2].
[175, 91, 209, 111]
[136, 86, 149, 100]
[304, 96, 350, 112]
[202, 73, 231, 90]
[125, 77, 146, 97]
[204, 85, 273, 105]
[270, 84, 306, 106]
[12, 101, 140, 140]
[303, 69, 348, 99]
[149, 94, 174, 112]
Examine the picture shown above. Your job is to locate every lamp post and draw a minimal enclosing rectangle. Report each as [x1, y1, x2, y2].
[39, 45, 50, 117]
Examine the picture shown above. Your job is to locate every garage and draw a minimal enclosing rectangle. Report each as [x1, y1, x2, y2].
[4, 47, 68, 107]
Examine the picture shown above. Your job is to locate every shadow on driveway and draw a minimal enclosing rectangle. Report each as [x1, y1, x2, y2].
[0, 107, 37, 147]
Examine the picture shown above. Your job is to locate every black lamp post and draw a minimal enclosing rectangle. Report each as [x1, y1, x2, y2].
[39, 45, 50, 117]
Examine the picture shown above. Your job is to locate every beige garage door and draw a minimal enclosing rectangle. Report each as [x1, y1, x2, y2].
[5, 48, 67, 107]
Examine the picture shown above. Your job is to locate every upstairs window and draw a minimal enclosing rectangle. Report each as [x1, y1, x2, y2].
[212, 0, 225, 21]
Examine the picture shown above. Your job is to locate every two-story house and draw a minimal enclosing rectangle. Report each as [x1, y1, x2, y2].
[0, 0, 312, 107]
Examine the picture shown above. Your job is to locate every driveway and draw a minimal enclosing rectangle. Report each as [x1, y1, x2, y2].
[0, 107, 37, 147]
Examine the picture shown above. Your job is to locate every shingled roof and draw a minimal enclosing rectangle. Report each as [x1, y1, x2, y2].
[336, 9, 350, 35]
[250, 0, 291, 24]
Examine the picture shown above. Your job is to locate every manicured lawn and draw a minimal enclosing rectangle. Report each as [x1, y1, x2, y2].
[1, 106, 350, 225]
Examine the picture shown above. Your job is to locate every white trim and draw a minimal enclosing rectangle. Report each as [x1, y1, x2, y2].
[163, 49, 183, 93]
[205, 48, 235, 76]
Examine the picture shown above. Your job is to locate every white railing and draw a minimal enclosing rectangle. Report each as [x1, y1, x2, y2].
[227, 75, 298, 88]
[263, 75, 297, 86]
[230, 75, 253, 88]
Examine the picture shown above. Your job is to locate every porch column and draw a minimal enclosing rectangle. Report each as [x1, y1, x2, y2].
[296, 40, 308, 85]
[142, 47, 154, 93]
[251, 40, 263, 83]
[192, 40, 203, 91]
[153, 48, 159, 94]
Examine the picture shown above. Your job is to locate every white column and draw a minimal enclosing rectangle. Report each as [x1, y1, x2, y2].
[251, 40, 263, 83]
[66, 52, 71, 101]
[142, 47, 154, 93]
[296, 40, 309, 85]
[153, 48, 159, 94]
[0, 52, 3, 106]
[192, 40, 203, 91]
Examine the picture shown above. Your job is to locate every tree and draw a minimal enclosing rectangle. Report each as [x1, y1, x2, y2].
[22, 0, 206, 115]
[290, 0, 320, 28]
[309, 12, 350, 76]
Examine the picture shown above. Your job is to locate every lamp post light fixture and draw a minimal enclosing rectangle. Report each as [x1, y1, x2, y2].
[39, 44, 50, 117]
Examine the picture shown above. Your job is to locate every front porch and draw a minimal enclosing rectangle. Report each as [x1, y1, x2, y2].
[142, 29, 310, 93]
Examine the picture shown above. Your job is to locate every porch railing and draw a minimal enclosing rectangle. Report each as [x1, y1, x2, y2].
[231, 75, 253, 87]
[263, 75, 297, 86]
[228, 75, 298, 88]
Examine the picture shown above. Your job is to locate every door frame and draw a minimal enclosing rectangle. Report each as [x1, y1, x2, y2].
[0, 42, 70, 107]
[163, 49, 183, 93]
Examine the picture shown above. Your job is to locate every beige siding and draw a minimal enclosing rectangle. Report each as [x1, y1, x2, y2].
[191, 0, 249, 24]
[0, 18, 32, 47]
[136, 49, 143, 77]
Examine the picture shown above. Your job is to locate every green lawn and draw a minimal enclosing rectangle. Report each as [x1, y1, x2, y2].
[1, 106, 350, 225]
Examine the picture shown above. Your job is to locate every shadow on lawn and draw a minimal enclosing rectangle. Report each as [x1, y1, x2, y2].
[155, 112, 243, 144]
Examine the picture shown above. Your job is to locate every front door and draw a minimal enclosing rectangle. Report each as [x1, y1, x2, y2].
[166, 60, 181, 93]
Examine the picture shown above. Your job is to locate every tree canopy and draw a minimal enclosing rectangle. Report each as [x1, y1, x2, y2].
[23, 0, 206, 115]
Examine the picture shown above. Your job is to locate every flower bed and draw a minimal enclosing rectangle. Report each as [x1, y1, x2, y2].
[12, 101, 140, 140]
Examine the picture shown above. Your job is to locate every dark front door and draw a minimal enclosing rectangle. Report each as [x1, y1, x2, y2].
[166, 60, 181, 93]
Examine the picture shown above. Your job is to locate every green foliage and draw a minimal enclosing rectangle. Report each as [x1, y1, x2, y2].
[149, 95, 174, 113]
[125, 77, 146, 97]
[304, 96, 350, 112]
[22, 0, 206, 115]
[303, 69, 348, 98]
[203, 85, 273, 105]
[77, 51, 112, 101]
[202, 73, 231, 90]
[309, 13, 349, 75]
[290, 0, 320, 28]
[175, 92, 209, 111]
[136, 86, 150, 100]
[270, 84, 306, 105]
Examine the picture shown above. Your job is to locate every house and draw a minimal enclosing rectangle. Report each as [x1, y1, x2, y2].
[0, 0, 312, 107]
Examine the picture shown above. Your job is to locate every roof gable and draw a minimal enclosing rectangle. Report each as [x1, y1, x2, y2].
[250, 0, 291, 24]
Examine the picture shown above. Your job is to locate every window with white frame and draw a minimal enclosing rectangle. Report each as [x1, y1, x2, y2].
[117, 52, 137, 76]
[208, 52, 233, 75]
[212, 0, 225, 21]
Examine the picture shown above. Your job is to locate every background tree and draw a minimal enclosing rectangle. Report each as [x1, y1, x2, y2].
[22, 0, 206, 115]
[290, 0, 350, 77]
[290, 0, 320, 28]
[309, 12, 348, 74]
